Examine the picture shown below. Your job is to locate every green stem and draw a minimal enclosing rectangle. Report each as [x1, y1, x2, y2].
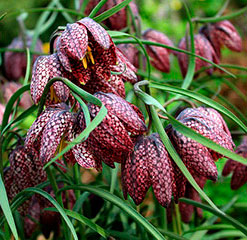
[174, 204, 182, 236]
[192, 5, 247, 23]
[88, 0, 108, 18]
[215, 0, 230, 17]
[113, 39, 235, 78]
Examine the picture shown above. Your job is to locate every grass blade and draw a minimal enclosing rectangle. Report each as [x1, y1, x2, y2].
[0, 176, 18, 240]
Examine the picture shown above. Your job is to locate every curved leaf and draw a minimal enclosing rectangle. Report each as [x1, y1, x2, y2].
[58, 185, 167, 240]
[0, 176, 18, 240]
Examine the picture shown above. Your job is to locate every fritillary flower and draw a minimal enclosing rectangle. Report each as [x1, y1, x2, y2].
[121, 133, 174, 207]
[177, 34, 219, 76]
[142, 29, 174, 73]
[200, 20, 242, 58]
[222, 136, 247, 190]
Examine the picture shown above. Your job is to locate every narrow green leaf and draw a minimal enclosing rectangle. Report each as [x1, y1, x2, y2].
[181, 3, 195, 90]
[113, 39, 236, 78]
[23, 48, 31, 85]
[47, 208, 108, 238]
[1, 84, 30, 134]
[184, 224, 234, 233]
[1, 105, 37, 136]
[180, 197, 247, 236]
[190, 196, 238, 240]
[150, 82, 247, 133]
[55, 1, 74, 23]
[58, 185, 166, 240]
[22, 187, 78, 240]
[0, 12, 7, 21]
[93, 0, 132, 22]
[88, 0, 108, 18]
[0, 176, 18, 240]
[193, 5, 247, 23]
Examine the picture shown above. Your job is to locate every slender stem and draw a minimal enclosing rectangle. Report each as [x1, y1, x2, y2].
[174, 203, 182, 235]
[192, 5, 247, 23]
[73, 163, 81, 200]
[216, 0, 230, 17]
[163, 98, 196, 108]
[17, 16, 27, 49]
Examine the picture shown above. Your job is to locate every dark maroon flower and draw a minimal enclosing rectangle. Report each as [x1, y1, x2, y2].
[4, 145, 47, 215]
[30, 53, 71, 105]
[200, 20, 242, 58]
[177, 34, 219, 77]
[222, 136, 247, 190]
[142, 29, 174, 73]
[24, 185, 75, 238]
[117, 43, 139, 68]
[2, 82, 33, 109]
[178, 175, 206, 223]
[84, 92, 147, 168]
[167, 107, 234, 185]
[56, 17, 117, 84]
[121, 133, 174, 207]
[4, 36, 43, 81]
[24, 103, 78, 164]
[83, 0, 140, 30]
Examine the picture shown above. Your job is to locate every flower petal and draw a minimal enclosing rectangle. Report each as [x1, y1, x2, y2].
[121, 136, 152, 204]
[89, 104, 134, 151]
[78, 17, 110, 50]
[94, 92, 147, 135]
[148, 134, 173, 207]
[40, 110, 76, 163]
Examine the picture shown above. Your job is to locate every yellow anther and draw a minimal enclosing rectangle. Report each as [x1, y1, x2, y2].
[87, 46, 92, 51]
[82, 57, 88, 69]
[50, 85, 59, 103]
[88, 51, 95, 64]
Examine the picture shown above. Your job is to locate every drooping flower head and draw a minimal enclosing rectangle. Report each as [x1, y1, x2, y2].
[167, 107, 234, 200]
[56, 17, 117, 84]
[121, 133, 174, 207]
[177, 34, 219, 77]
[222, 136, 247, 190]
[142, 29, 174, 73]
[4, 36, 43, 81]
[200, 20, 242, 58]
[4, 145, 47, 215]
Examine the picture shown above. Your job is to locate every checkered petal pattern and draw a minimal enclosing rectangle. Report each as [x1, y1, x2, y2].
[78, 17, 111, 50]
[177, 34, 219, 77]
[4, 146, 47, 215]
[143, 29, 174, 73]
[122, 134, 174, 207]
[40, 110, 76, 163]
[222, 137, 247, 190]
[31, 54, 71, 104]
[25, 103, 68, 150]
[200, 20, 242, 58]
[93, 92, 147, 136]
[111, 48, 138, 83]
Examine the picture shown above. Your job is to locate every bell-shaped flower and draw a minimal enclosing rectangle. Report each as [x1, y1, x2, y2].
[4, 145, 46, 215]
[222, 136, 247, 190]
[142, 29, 174, 73]
[56, 17, 117, 84]
[177, 34, 219, 77]
[31, 53, 71, 104]
[85, 92, 147, 168]
[4, 36, 43, 81]
[167, 107, 234, 182]
[121, 133, 174, 207]
[200, 20, 242, 58]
